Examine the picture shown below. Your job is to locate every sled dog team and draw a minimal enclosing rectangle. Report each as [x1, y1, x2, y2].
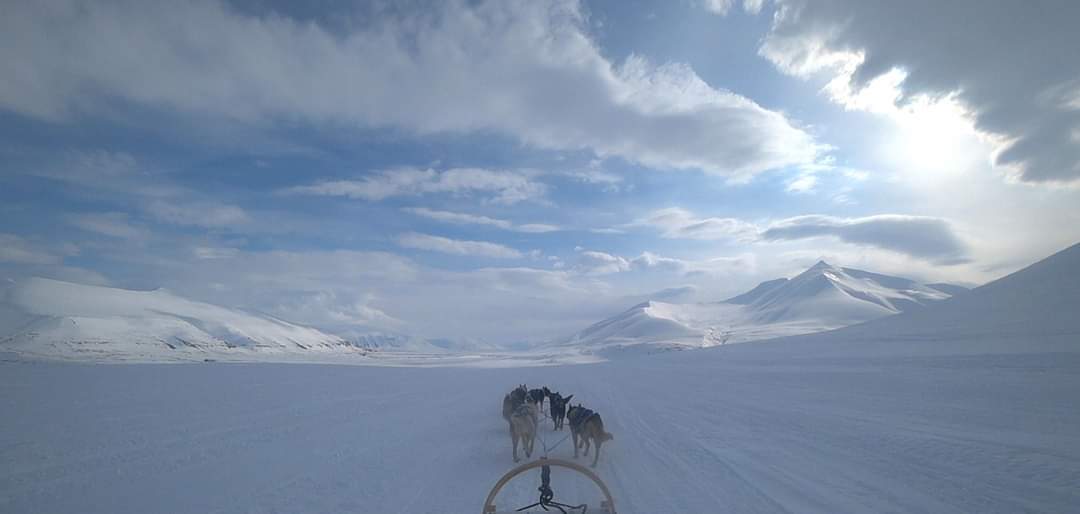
[501, 384, 614, 467]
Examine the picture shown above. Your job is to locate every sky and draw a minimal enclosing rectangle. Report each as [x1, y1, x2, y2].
[1, 0, 1079, 345]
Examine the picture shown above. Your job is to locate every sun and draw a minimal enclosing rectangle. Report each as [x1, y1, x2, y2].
[888, 95, 985, 179]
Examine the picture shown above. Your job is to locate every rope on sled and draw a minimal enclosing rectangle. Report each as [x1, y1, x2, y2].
[515, 463, 588, 514]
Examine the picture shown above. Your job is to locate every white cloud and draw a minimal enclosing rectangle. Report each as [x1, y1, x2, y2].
[67, 212, 146, 239]
[274, 290, 403, 332]
[589, 227, 626, 235]
[574, 250, 631, 275]
[702, 0, 765, 16]
[785, 174, 817, 193]
[572, 247, 753, 277]
[702, 0, 736, 15]
[402, 207, 513, 229]
[396, 232, 523, 259]
[629, 251, 689, 273]
[288, 167, 547, 205]
[758, 0, 1080, 183]
[562, 166, 625, 192]
[402, 207, 560, 233]
[0, 0, 819, 177]
[515, 224, 560, 233]
[634, 207, 758, 241]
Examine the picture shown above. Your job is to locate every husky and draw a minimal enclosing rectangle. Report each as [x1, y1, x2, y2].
[548, 393, 573, 431]
[567, 404, 613, 467]
[509, 402, 539, 462]
[503, 384, 529, 422]
[527, 388, 546, 413]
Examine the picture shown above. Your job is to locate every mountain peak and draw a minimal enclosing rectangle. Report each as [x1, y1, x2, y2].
[793, 260, 839, 279]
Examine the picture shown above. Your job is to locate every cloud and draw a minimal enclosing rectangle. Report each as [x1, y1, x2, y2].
[0, 234, 61, 265]
[23, 150, 183, 198]
[761, 214, 969, 264]
[630, 207, 969, 264]
[758, 0, 1080, 183]
[629, 251, 689, 273]
[574, 250, 631, 275]
[0, 234, 109, 285]
[288, 167, 547, 205]
[145, 200, 249, 228]
[634, 207, 758, 240]
[193, 246, 240, 260]
[785, 174, 817, 193]
[67, 212, 146, 239]
[702, 0, 763, 15]
[402, 207, 512, 229]
[515, 224, 560, 233]
[0, 0, 819, 177]
[572, 248, 753, 277]
[273, 290, 403, 332]
[402, 207, 559, 233]
[396, 232, 523, 259]
[561, 166, 626, 192]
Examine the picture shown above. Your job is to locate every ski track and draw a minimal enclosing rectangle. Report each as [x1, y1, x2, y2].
[2, 349, 1080, 513]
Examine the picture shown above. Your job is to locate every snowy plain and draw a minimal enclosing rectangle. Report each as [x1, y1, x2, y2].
[3, 244, 1079, 513]
[3, 341, 1079, 514]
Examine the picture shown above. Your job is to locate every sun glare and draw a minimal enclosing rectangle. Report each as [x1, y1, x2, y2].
[827, 68, 987, 183]
[887, 96, 985, 180]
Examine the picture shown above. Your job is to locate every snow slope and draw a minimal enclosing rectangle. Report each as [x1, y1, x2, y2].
[753, 241, 1080, 357]
[559, 261, 963, 356]
[0, 277, 368, 362]
[341, 331, 449, 353]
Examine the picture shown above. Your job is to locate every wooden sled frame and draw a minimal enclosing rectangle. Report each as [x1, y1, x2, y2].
[482, 457, 616, 514]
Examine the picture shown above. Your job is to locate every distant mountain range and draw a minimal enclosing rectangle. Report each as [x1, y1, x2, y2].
[554, 261, 967, 357]
[0, 277, 368, 362]
[7, 241, 1077, 363]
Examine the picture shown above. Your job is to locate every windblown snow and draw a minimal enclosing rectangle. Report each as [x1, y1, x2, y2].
[558, 261, 964, 356]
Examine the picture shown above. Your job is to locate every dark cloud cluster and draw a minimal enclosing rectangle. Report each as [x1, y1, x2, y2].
[761, 0, 1080, 183]
[762, 215, 969, 264]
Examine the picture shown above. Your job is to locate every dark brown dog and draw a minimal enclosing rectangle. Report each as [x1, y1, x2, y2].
[567, 404, 613, 467]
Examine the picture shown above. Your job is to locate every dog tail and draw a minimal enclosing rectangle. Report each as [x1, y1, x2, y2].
[602, 432, 614, 442]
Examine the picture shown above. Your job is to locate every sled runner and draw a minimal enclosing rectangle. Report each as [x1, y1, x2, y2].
[482, 457, 616, 514]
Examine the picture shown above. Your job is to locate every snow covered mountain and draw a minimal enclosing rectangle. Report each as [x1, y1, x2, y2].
[557, 261, 965, 356]
[0, 277, 368, 362]
[341, 331, 449, 353]
[827, 241, 1080, 345]
[727, 241, 1080, 358]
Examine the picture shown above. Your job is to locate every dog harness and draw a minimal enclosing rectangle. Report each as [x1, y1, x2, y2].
[568, 407, 596, 430]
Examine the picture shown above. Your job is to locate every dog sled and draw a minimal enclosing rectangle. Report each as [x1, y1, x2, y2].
[482, 457, 616, 514]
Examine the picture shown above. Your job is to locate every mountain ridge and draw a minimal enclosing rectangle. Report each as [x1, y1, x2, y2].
[557, 261, 967, 356]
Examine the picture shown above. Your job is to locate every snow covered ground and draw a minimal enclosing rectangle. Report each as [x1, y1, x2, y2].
[3, 245, 1078, 513]
[2, 344, 1078, 514]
